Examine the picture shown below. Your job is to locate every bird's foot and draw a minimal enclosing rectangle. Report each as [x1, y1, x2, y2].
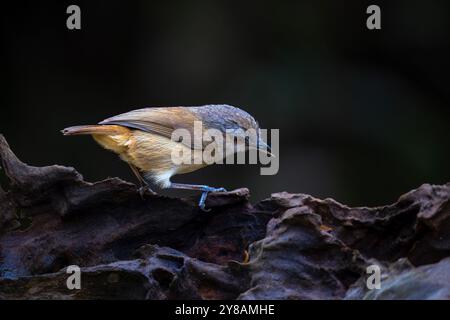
[138, 185, 156, 199]
[198, 186, 227, 211]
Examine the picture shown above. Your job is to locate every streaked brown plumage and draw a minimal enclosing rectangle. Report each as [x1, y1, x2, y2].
[62, 104, 268, 209]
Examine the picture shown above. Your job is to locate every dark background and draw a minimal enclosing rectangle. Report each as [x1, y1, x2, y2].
[2, 0, 449, 205]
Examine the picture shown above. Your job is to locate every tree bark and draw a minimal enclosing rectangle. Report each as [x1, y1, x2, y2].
[1, 134, 449, 299]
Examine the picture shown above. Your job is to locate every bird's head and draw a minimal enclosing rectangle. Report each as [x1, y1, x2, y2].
[224, 107, 273, 157]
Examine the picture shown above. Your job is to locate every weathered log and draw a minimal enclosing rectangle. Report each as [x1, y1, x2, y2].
[1, 134, 449, 299]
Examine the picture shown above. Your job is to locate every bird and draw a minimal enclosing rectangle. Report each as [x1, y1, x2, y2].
[62, 104, 271, 210]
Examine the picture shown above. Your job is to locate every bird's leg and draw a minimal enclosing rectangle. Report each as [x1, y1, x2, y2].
[169, 182, 227, 211]
[128, 163, 156, 197]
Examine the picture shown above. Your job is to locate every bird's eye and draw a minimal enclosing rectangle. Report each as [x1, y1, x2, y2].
[245, 136, 250, 145]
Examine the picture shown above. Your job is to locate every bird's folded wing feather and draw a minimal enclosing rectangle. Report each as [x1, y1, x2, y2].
[98, 107, 204, 150]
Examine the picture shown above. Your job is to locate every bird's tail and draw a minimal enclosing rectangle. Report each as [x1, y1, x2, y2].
[61, 125, 128, 136]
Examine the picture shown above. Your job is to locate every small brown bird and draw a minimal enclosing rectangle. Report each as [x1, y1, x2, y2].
[62, 104, 270, 210]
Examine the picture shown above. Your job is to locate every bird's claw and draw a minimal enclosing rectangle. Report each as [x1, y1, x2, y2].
[201, 186, 227, 193]
[198, 186, 227, 211]
[138, 185, 156, 199]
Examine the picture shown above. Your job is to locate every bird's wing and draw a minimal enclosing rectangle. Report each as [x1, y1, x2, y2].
[99, 107, 204, 149]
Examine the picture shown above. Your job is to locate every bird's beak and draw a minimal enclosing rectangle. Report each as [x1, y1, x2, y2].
[257, 139, 275, 157]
